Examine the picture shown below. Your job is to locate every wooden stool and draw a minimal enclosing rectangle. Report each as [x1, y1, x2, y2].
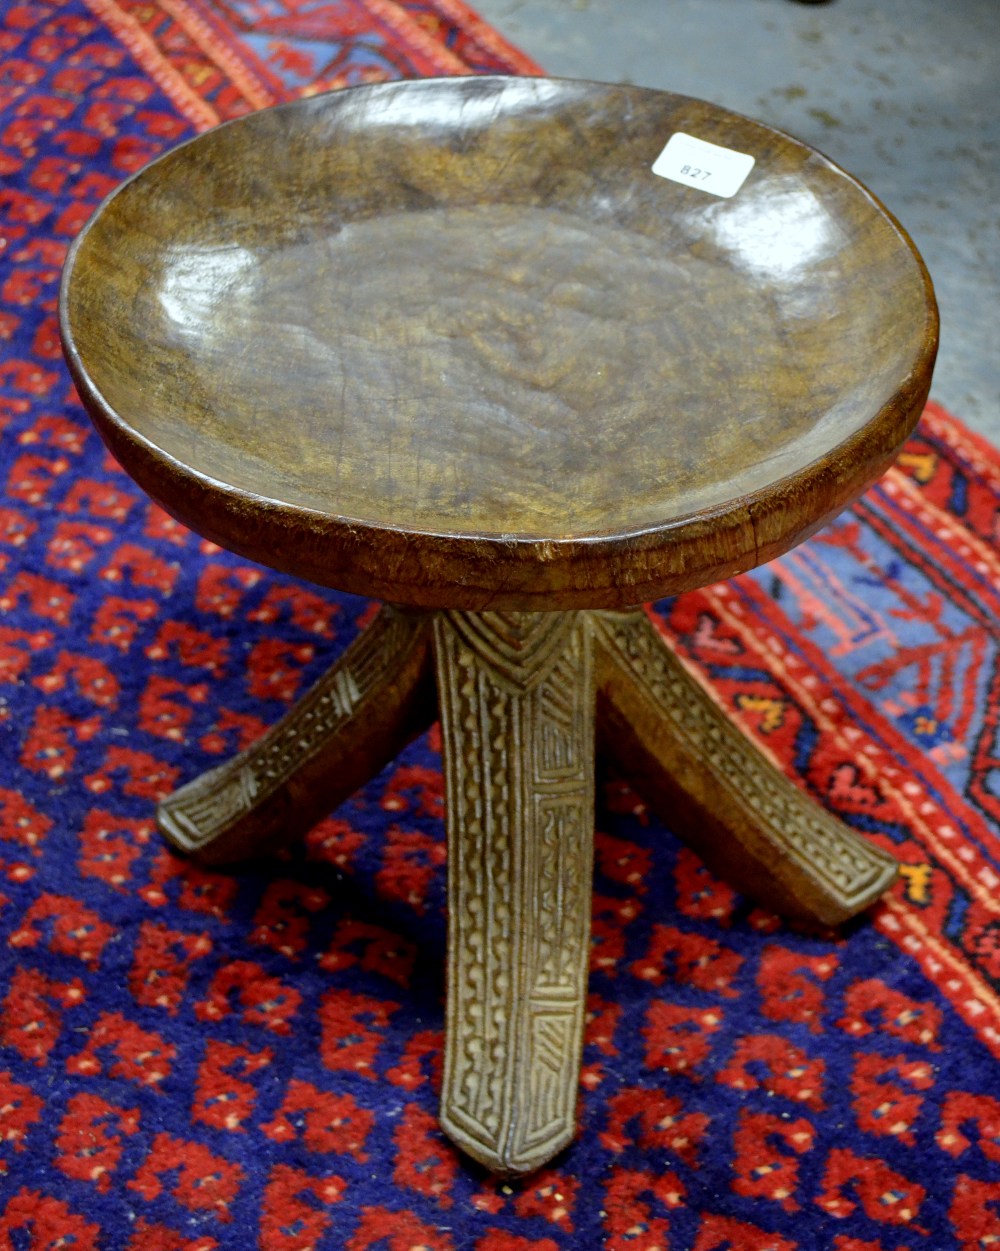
[60, 76, 937, 1176]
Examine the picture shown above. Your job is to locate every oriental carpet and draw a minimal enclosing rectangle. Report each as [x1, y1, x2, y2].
[0, 2, 999, 1248]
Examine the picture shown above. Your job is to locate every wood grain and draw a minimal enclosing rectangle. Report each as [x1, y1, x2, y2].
[61, 76, 937, 610]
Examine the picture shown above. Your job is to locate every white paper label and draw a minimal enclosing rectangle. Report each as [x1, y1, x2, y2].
[651, 132, 755, 199]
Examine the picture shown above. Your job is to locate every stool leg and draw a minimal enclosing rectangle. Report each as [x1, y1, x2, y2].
[592, 610, 897, 926]
[434, 611, 595, 1176]
[158, 607, 435, 865]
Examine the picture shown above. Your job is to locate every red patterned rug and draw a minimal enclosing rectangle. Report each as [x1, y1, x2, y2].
[2, 2, 999, 1247]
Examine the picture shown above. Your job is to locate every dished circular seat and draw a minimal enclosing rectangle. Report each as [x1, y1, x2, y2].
[60, 75, 936, 611]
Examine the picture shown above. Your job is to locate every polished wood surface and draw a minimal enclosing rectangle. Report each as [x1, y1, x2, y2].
[60, 77, 938, 1176]
[61, 76, 937, 611]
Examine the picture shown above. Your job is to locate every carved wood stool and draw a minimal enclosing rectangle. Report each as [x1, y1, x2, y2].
[60, 76, 937, 1176]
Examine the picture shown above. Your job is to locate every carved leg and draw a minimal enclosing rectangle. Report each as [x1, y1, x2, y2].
[592, 610, 898, 927]
[158, 606, 435, 866]
[434, 611, 595, 1176]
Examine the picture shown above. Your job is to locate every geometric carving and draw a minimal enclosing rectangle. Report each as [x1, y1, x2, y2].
[434, 611, 595, 1175]
[158, 606, 435, 865]
[160, 604, 898, 1174]
[443, 610, 575, 692]
[592, 609, 899, 926]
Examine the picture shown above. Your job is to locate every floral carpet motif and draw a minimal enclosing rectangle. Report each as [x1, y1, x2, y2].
[1, 1, 999, 1246]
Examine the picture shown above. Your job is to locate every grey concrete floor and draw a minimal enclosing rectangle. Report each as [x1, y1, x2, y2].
[473, 0, 1000, 443]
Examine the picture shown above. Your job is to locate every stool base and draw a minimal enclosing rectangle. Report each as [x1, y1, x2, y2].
[159, 607, 897, 1176]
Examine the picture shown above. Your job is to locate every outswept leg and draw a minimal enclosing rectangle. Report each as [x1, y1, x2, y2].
[434, 611, 596, 1176]
[158, 606, 436, 865]
[592, 609, 898, 927]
